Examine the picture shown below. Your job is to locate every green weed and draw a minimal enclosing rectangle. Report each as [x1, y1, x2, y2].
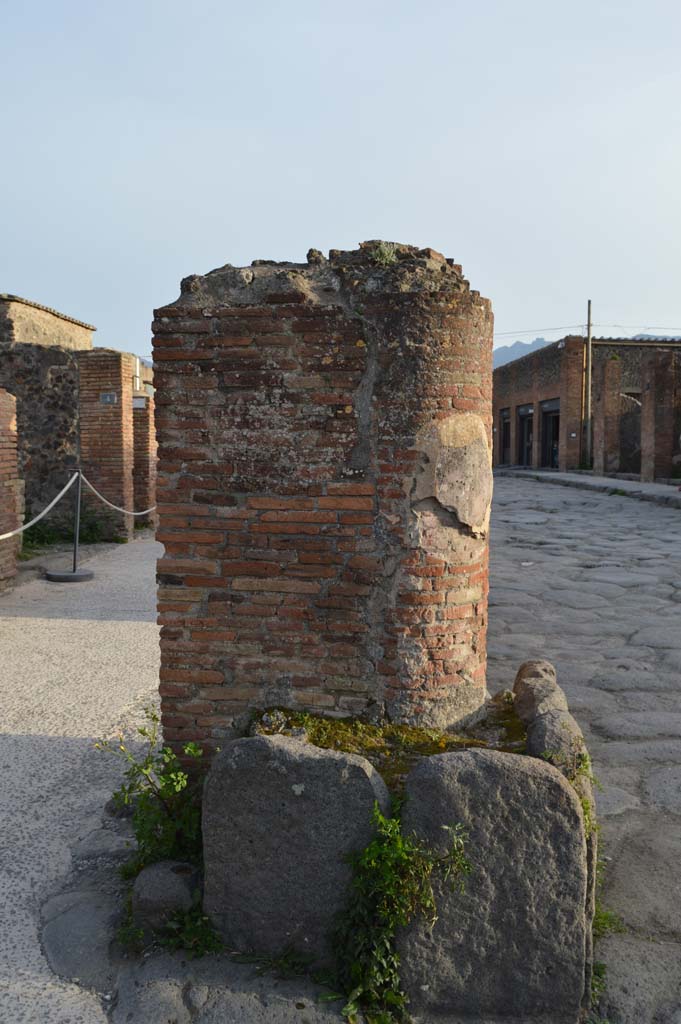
[334, 804, 471, 1024]
[96, 707, 204, 877]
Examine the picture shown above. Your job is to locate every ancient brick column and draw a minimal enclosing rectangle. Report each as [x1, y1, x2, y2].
[641, 351, 675, 482]
[592, 356, 622, 476]
[0, 388, 23, 592]
[133, 394, 158, 526]
[153, 242, 493, 755]
[78, 349, 135, 540]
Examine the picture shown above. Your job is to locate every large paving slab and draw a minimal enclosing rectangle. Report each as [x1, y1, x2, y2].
[489, 476, 681, 1023]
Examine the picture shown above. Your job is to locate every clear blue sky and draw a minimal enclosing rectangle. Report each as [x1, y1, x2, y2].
[2, 0, 680, 358]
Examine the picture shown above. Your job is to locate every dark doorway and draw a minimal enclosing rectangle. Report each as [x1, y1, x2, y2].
[540, 398, 560, 468]
[500, 408, 511, 465]
[517, 405, 533, 467]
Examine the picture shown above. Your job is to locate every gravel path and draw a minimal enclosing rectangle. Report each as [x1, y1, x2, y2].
[489, 476, 681, 1023]
[0, 538, 161, 1024]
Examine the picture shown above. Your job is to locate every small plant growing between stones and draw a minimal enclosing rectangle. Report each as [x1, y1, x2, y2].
[372, 241, 398, 267]
[96, 707, 204, 877]
[159, 899, 224, 958]
[334, 803, 471, 1024]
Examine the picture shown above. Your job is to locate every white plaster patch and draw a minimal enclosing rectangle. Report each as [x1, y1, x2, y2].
[292, 783, 305, 796]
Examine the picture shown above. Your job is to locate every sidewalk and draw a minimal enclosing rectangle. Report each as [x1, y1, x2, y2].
[495, 468, 681, 509]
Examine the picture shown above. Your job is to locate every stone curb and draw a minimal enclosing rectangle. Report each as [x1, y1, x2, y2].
[494, 469, 681, 509]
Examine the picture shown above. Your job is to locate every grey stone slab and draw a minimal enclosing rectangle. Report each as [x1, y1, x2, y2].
[591, 739, 681, 766]
[595, 785, 641, 817]
[597, 934, 681, 1024]
[398, 749, 587, 1024]
[559, 685, 618, 716]
[41, 890, 119, 992]
[642, 765, 681, 814]
[202, 735, 390, 966]
[72, 828, 131, 861]
[603, 816, 681, 937]
[592, 712, 681, 741]
[111, 952, 343, 1024]
[630, 626, 681, 649]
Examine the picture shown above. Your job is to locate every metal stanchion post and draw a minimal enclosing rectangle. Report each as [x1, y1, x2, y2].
[46, 469, 94, 583]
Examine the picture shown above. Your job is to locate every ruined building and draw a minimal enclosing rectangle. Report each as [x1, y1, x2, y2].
[153, 241, 493, 756]
[493, 335, 681, 479]
[0, 294, 157, 582]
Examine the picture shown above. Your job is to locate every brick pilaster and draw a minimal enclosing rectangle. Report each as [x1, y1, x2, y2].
[641, 351, 675, 482]
[77, 349, 135, 539]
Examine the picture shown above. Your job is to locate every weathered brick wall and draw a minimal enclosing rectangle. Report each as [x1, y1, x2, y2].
[133, 394, 158, 525]
[154, 242, 494, 756]
[593, 357, 622, 475]
[0, 388, 23, 592]
[78, 349, 135, 540]
[641, 351, 676, 481]
[492, 343, 564, 468]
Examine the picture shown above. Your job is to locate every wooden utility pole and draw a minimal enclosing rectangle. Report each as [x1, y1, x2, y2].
[585, 299, 593, 467]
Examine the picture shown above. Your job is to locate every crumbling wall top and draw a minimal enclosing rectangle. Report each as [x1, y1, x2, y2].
[156, 241, 487, 313]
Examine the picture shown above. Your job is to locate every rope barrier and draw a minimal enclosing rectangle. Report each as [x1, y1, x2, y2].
[0, 470, 157, 543]
[80, 473, 157, 517]
[0, 473, 79, 541]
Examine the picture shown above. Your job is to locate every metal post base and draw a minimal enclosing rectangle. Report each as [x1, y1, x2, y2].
[45, 569, 94, 583]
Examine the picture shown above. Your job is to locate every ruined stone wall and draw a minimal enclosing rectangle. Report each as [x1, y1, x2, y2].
[0, 388, 23, 591]
[78, 349, 135, 540]
[153, 242, 493, 755]
[0, 303, 81, 523]
[2, 295, 94, 351]
[133, 394, 157, 525]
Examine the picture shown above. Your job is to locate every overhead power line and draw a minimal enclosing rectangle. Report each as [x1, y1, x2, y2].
[494, 322, 681, 338]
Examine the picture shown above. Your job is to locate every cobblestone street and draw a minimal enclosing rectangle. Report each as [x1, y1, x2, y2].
[489, 476, 681, 1023]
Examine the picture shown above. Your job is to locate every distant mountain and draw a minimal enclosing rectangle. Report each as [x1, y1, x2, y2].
[493, 337, 551, 369]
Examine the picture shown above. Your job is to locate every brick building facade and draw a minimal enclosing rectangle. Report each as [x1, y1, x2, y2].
[153, 242, 494, 758]
[493, 336, 681, 478]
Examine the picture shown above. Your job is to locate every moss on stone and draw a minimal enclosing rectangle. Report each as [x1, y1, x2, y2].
[252, 699, 527, 796]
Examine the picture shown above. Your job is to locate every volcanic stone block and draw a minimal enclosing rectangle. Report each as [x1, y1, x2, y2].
[512, 659, 569, 724]
[132, 861, 200, 932]
[398, 749, 588, 1024]
[202, 734, 390, 965]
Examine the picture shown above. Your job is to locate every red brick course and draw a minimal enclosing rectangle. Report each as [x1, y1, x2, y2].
[78, 349, 135, 540]
[153, 243, 493, 757]
[0, 388, 23, 591]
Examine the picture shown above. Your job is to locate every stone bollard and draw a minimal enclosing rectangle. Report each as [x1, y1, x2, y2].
[153, 241, 494, 757]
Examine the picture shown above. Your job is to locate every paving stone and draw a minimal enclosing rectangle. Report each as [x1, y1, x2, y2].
[111, 952, 342, 1024]
[72, 828, 131, 861]
[595, 785, 641, 817]
[630, 626, 681, 649]
[41, 890, 119, 992]
[603, 816, 681, 937]
[642, 765, 681, 814]
[597, 934, 681, 1024]
[592, 712, 681, 741]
